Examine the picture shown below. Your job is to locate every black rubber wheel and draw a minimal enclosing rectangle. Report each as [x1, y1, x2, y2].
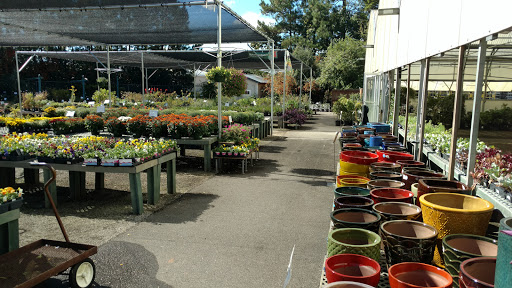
[69, 258, 96, 288]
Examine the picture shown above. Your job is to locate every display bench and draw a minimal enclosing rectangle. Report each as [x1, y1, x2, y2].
[0, 152, 177, 215]
[398, 129, 512, 218]
[176, 136, 218, 172]
[213, 149, 259, 174]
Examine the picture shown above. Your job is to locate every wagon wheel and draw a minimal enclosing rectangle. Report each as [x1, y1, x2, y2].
[70, 258, 96, 288]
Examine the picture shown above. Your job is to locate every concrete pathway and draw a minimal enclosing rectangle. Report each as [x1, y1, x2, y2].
[92, 112, 339, 288]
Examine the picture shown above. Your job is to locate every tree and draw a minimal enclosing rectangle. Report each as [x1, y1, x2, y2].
[263, 72, 297, 97]
[318, 37, 365, 90]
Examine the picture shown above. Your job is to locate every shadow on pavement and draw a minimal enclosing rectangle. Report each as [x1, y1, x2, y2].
[290, 168, 334, 177]
[145, 193, 218, 224]
[214, 158, 281, 178]
[260, 145, 286, 154]
[298, 179, 331, 187]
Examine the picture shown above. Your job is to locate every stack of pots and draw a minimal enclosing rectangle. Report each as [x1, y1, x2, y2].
[339, 150, 379, 179]
[375, 150, 414, 163]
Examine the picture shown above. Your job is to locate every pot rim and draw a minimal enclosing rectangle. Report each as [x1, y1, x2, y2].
[388, 262, 453, 288]
[367, 179, 405, 188]
[325, 253, 381, 280]
[442, 234, 497, 257]
[459, 257, 496, 287]
[372, 201, 421, 216]
[418, 178, 469, 190]
[334, 196, 374, 206]
[380, 220, 438, 240]
[500, 217, 512, 230]
[419, 193, 494, 213]
[322, 281, 375, 288]
[331, 208, 382, 225]
[328, 228, 381, 247]
[370, 188, 413, 199]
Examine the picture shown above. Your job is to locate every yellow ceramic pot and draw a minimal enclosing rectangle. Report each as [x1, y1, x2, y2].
[338, 169, 369, 178]
[336, 175, 370, 188]
[339, 160, 370, 174]
[419, 193, 494, 267]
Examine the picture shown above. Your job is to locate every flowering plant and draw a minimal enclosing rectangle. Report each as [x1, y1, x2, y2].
[85, 114, 104, 135]
[284, 108, 307, 126]
[127, 115, 151, 137]
[206, 66, 230, 83]
[1, 187, 23, 203]
[220, 124, 251, 145]
[106, 117, 127, 137]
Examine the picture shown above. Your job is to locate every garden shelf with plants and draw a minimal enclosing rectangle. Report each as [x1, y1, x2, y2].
[0, 186, 23, 214]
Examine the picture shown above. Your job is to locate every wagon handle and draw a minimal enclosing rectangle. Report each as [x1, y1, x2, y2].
[30, 162, 70, 243]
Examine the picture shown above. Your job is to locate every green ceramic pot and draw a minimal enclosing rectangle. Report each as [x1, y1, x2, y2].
[495, 230, 512, 288]
[327, 228, 381, 261]
[499, 217, 512, 232]
[334, 186, 371, 199]
[442, 234, 498, 288]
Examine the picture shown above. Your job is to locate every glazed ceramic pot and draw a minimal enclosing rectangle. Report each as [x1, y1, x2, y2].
[370, 188, 413, 204]
[337, 175, 371, 188]
[417, 179, 471, 205]
[339, 169, 370, 178]
[498, 216, 512, 232]
[367, 179, 405, 190]
[419, 193, 494, 267]
[375, 150, 414, 163]
[380, 220, 438, 266]
[442, 234, 498, 288]
[327, 228, 381, 261]
[330, 208, 381, 233]
[381, 134, 398, 142]
[325, 254, 381, 286]
[369, 162, 401, 173]
[340, 151, 379, 166]
[369, 171, 402, 181]
[334, 196, 374, 211]
[340, 159, 370, 174]
[356, 127, 376, 134]
[322, 281, 375, 288]
[387, 146, 408, 152]
[411, 183, 419, 199]
[396, 160, 426, 170]
[372, 202, 422, 222]
[459, 257, 496, 288]
[402, 169, 446, 191]
[334, 187, 371, 199]
[495, 230, 512, 288]
[388, 262, 453, 288]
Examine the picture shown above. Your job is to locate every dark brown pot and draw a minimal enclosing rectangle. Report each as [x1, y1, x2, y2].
[396, 160, 426, 170]
[367, 179, 405, 190]
[380, 220, 438, 266]
[334, 196, 375, 211]
[459, 257, 496, 288]
[330, 208, 381, 233]
[381, 134, 398, 142]
[369, 171, 402, 181]
[417, 179, 472, 206]
[370, 162, 401, 173]
[402, 168, 446, 191]
[372, 202, 422, 222]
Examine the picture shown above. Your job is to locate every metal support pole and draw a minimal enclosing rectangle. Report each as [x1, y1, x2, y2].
[96, 62, 100, 91]
[145, 68, 149, 93]
[217, 1, 223, 140]
[309, 68, 313, 106]
[193, 63, 197, 99]
[282, 51, 287, 127]
[417, 58, 431, 162]
[392, 68, 401, 136]
[107, 45, 112, 108]
[38, 74, 42, 93]
[15, 51, 22, 113]
[82, 75, 86, 100]
[403, 64, 411, 146]
[448, 45, 467, 180]
[270, 42, 275, 135]
[415, 60, 426, 158]
[466, 39, 487, 186]
[141, 53, 145, 104]
[299, 62, 303, 108]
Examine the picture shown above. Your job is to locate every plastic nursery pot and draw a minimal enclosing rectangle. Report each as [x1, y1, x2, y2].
[419, 193, 494, 267]
[396, 160, 426, 170]
[334, 196, 375, 211]
[402, 169, 446, 191]
[337, 175, 371, 188]
[322, 281, 375, 288]
[325, 254, 381, 286]
[499, 216, 512, 232]
[367, 179, 405, 190]
[375, 150, 414, 163]
[369, 162, 401, 173]
[442, 234, 497, 288]
[330, 208, 381, 233]
[380, 220, 438, 266]
[339, 151, 379, 166]
[327, 228, 381, 261]
[372, 202, 422, 222]
[388, 262, 453, 288]
[459, 257, 496, 288]
[369, 171, 402, 181]
[370, 188, 413, 204]
[334, 187, 371, 199]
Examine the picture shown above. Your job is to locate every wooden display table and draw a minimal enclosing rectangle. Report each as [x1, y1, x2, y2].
[175, 136, 218, 172]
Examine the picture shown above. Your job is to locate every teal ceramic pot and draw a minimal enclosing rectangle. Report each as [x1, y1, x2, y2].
[327, 228, 381, 261]
[499, 217, 512, 232]
[495, 230, 512, 288]
[380, 220, 438, 266]
[334, 186, 371, 199]
[330, 208, 381, 233]
[442, 234, 498, 288]
[459, 257, 496, 288]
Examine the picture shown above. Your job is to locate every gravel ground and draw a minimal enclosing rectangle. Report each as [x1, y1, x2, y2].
[17, 150, 214, 247]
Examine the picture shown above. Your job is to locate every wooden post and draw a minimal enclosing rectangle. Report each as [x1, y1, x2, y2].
[167, 159, 176, 194]
[403, 64, 411, 146]
[448, 46, 467, 180]
[417, 58, 431, 162]
[129, 173, 143, 215]
[95, 172, 105, 190]
[147, 165, 160, 205]
[392, 68, 401, 136]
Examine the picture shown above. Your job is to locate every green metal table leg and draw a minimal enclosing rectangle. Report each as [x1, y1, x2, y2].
[204, 143, 212, 172]
[147, 165, 160, 205]
[69, 171, 86, 200]
[166, 159, 176, 194]
[24, 168, 39, 185]
[0, 167, 16, 187]
[0, 210, 20, 255]
[95, 172, 105, 190]
[129, 173, 143, 215]
[180, 145, 186, 157]
[43, 168, 57, 208]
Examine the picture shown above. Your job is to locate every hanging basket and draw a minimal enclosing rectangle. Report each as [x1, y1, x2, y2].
[213, 74, 226, 83]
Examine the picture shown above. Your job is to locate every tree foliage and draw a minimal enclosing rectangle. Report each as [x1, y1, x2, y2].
[263, 72, 298, 98]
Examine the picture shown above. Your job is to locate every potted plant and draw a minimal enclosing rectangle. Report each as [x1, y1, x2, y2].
[0, 187, 23, 213]
[106, 117, 127, 137]
[85, 114, 105, 135]
[206, 66, 230, 83]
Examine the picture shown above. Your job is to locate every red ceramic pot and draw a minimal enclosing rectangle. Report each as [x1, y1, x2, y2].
[396, 160, 426, 170]
[388, 262, 453, 288]
[402, 168, 446, 190]
[417, 178, 471, 206]
[340, 151, 379, 166]
[370, 188, 413, 204]
[376, 150, 414, 163]
[325, 254, 381, 286]
[459, 257, 496, 288]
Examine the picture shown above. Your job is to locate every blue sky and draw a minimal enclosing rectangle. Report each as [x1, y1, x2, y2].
[223, 0, 274, 27]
